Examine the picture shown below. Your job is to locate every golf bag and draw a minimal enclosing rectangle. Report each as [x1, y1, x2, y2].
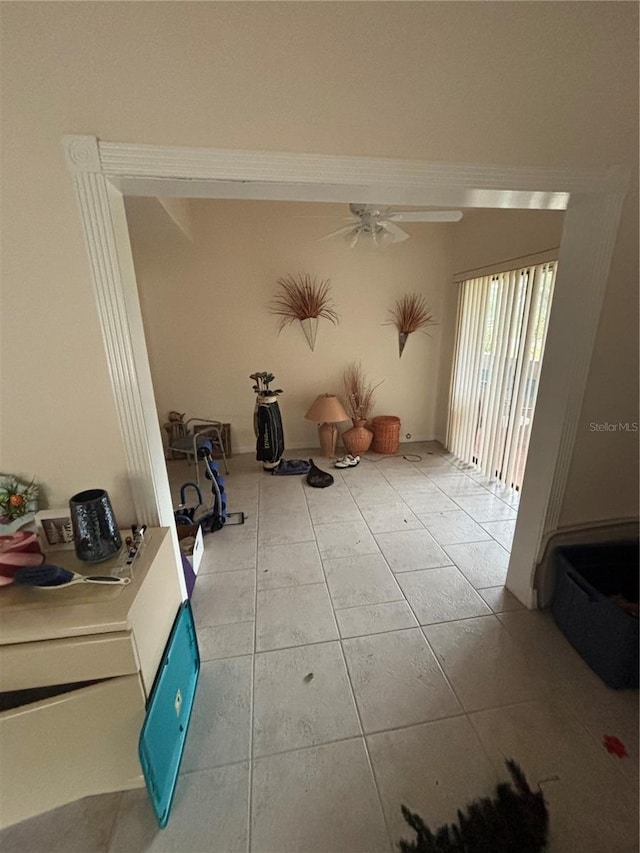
[255, 396, 285, 468]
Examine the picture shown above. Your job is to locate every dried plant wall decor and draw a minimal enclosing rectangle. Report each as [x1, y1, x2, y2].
[386, 293, 436, 357]
[269, 273, 339, 351]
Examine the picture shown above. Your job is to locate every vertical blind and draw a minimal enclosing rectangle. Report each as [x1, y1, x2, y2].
[446, 261, 557, 491]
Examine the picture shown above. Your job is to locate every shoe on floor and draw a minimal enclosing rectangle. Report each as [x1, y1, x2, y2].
[334, 455, 360, 468]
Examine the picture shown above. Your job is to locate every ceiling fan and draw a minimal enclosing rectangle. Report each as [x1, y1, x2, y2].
[320, 204, 463, 247]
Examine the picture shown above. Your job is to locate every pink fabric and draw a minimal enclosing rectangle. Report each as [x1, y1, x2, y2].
[0, 531, 45, 582]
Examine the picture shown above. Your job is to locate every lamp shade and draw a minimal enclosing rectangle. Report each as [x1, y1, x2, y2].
[305, 394, 349, 424]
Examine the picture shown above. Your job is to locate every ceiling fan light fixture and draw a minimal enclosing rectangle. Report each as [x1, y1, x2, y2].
[343, 223, 396, 248]
[320, 203, 463, 248]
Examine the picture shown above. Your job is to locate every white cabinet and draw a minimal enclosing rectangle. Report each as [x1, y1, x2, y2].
[0, 527, 182, 828]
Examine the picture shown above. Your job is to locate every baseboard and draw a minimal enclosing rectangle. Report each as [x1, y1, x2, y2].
[236, 437, 441, 456]
[535, 517, 640, 607]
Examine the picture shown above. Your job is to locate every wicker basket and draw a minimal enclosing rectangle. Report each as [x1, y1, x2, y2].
[342, 419, 374, 455]
[371, 416, 401, 454]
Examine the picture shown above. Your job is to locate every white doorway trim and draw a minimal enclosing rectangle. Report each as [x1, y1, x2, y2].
[62, 135, 628, 607]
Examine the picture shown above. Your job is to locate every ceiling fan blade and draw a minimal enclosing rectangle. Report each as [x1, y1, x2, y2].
[293, 214, 356, 220]
[380, 221, 410, 243]
[388, 210, 464, 223]
[318, 224, 360, 241]
[349, 230, 361, 249]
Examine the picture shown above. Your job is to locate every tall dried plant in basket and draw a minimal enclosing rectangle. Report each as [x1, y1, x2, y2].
[343, 362, 382, 423]
[270, 273, 339, 351]
[341, 363, 382, 456]
[386, 293, 436, 357]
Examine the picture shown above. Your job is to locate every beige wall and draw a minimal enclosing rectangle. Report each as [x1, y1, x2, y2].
[451, 211, 565, 278]
[127, 199, 454, 452]
[129, 201, 567, 455]
[1, 2, 637, 529]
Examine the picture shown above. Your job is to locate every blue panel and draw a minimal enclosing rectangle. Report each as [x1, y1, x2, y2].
[139, 601, 200, 827]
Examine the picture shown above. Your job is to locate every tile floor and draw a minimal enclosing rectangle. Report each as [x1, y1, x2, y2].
[2, 443, 638, 852]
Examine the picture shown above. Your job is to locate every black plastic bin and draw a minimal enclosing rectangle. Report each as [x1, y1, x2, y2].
[551, 540, 639, 689]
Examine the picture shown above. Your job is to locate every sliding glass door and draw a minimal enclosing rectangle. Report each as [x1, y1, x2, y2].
[447, 261, 557, 491]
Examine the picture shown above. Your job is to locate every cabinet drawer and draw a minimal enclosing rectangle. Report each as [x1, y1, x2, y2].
[0, 674, 145, 829]
[0, 631, 138, 692]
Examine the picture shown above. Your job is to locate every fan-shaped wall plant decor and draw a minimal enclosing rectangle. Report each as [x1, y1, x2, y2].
[269, 273, 339, 351]
[386, 293, 436, 357]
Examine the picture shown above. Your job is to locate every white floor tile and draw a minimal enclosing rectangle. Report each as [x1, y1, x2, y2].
[390, 481, 442, 499]
[253, 642, 360, 756]
[478, 585, 525, 613]
[423, 470, 478, 483]
[418, 509, 491, 545]
[251, 739, 390, 853]
[451, 493, 517, 522]
[375, 529, 451, 573]
[483, 480, 520, 502]
[197, 621, 254, 660]
[336, 464, 384, 480]
[471, 700, 639, 853]
[227, 472, 260, 492]
[324, 553, 403, 609]
[307, 494, 362, 524]
[359, 502, 424, 533]
[257, 540, 323, 590]
[349, 483, 402, 507]
[259, 489, 312, 513]
[401, 491, 460, 514]
[257, 509, 314, 547]
[481, 519, 517, 551]
[191, 570, 255, 627]
[465, 470, 502, 485]
[501, 488, 521, 507]
[198, 532, 257, 573]
[304, 482, 352, 502]
[397, 566, 491, 624]
[343, 629, 462, 732]
[412, 457, 456, 472]
[314, 520, 380, 559]
[181, 657, 252, 771]
[367, 717, 498, 846]
[444, 540, 510, 588]
[0, 793, 122, 853]
[109, 764, 249, 853]
[423, 615, 543, 712]
[256, 583, 337, 651]
[260, 476, 305, 497]
[425, 475, 489, 497]
[336, 601, 418, 639]
[381, 471, 433, 490]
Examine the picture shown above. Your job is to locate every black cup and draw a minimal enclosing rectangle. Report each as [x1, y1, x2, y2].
[69, 488, 122, 562]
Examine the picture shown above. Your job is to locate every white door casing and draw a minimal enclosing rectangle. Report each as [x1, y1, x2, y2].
[62, 135, 628, 607]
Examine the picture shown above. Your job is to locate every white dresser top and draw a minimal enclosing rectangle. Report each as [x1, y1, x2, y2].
[0, 527, 169, 645]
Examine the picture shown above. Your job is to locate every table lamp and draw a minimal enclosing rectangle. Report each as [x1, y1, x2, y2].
[305, 394, 349, 458]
